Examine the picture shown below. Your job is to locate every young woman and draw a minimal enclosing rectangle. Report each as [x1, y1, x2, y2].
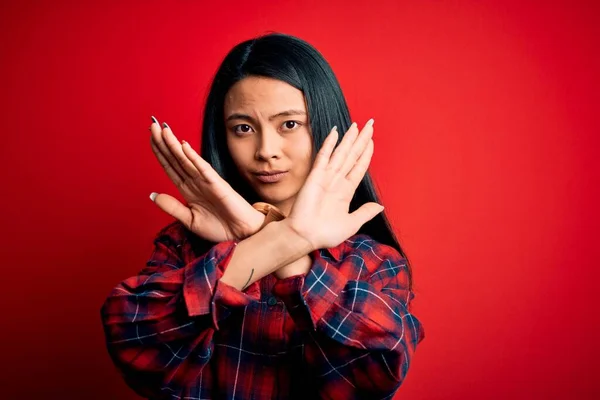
[101, 33, 425, 400]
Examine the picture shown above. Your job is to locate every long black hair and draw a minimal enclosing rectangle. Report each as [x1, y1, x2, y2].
[198, 32, 413, 290]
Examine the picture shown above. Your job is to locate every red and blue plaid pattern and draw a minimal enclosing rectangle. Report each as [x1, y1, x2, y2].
[101, 221, 425, 399]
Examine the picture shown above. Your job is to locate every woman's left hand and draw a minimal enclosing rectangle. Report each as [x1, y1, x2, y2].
[285, 119, 384, 251]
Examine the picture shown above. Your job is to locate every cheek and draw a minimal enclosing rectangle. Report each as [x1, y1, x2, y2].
[226, 139, 251, 169]
[290, 135, 314, 173]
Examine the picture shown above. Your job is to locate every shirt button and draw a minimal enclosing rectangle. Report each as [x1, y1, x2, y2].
[267, 296, 278, 306]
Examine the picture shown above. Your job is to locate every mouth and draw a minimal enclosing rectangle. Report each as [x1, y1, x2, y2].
[253, 171, 288, 183]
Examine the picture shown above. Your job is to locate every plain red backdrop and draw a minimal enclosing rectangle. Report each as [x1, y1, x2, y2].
[1, 1, 598, 399]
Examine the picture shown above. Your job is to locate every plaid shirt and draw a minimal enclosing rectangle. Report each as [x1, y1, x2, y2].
[101, 221, 425, 400]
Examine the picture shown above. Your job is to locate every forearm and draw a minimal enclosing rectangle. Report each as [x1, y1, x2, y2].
[220, 220, 314, 290]
[274, 254, 312, 279]
[101, 236, 251, 397]
[270, 241, 426, 395]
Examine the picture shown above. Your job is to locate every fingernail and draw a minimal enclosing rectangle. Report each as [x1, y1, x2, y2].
[332, 126, 337, 132]
[351, 122, 357, 128]
[149, 192, 158, 202]
[162, 122, 170, 129]
[181, 139, 187, 145]
[151, 116, 158, 124]
[367, 118, 375, 126]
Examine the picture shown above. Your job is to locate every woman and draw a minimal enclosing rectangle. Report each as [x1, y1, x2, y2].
[101, 33, 425, 399]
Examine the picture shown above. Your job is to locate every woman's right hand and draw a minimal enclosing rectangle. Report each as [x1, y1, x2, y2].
[148, 117, 265, 242]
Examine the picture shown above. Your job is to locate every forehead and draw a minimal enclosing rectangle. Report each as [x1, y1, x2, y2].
[224, 76, 306, 112]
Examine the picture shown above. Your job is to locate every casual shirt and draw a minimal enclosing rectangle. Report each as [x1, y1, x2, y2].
[101, 221, 425, 399]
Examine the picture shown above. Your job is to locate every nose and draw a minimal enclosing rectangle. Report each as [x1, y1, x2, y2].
[255, 127, 282, 160]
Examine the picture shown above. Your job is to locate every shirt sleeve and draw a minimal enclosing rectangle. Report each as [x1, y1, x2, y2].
[272, 237, 425, 399]
[100, 222, 259, 398]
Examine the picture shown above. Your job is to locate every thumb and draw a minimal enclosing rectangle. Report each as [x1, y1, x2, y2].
[150, 192, 192, 227]
[349, 202, 385, 231]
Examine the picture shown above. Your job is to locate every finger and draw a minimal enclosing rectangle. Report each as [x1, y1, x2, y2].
[150, 121, 188, 180]
[349, 202, 385, 233]
[339, 119, 374, 177]
[327, 122, 359, 173]
[312, 126, 339, 171]
[150, 137, 184, 186]
[346, 138, 374, 186]
[160, 124, 203, 179]
[181, 141, 222, 184]
[151, 192, 193, 228]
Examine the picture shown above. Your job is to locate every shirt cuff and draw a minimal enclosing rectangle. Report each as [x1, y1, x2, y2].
[183, 241, 260, 329]
[272, 256, 348, 331]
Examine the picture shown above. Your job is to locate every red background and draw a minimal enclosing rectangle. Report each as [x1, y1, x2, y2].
[2, 1, 598, 399]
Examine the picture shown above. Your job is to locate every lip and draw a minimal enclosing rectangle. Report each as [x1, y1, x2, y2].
[254, 169, 287, 175]
[253, 171, 288, 183]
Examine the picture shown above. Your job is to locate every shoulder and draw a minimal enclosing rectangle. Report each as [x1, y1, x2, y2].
[337, 233, 407, 275]
[153, 220, 189, 245]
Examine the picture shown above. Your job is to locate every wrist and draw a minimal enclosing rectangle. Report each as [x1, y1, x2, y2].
[276, 219, 316, 255]
[220, 219, 313, 291]
[237, 213, 266, 240]
[280, 218, 317, 254]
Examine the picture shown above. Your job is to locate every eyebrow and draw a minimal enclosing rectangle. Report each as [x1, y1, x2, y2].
[225, 109, 307, 123]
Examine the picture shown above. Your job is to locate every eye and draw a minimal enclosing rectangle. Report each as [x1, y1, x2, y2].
[282, 121, 302, 131]
[232, 124, 254, 135]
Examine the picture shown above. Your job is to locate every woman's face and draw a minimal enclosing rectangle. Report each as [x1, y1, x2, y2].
[224, 76, 313, 216]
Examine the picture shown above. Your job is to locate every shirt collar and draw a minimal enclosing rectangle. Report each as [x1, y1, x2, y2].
[323, 245, 342, 262]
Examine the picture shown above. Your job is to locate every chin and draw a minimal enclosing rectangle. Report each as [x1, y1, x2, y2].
[254, 185, 296, 205]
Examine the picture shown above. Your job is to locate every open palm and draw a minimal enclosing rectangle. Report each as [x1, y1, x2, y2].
[149, 119, 264, 242]
[287, 120, 383, 250]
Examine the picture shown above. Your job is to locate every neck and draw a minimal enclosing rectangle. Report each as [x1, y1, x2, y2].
[272, 197, 294, 217]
